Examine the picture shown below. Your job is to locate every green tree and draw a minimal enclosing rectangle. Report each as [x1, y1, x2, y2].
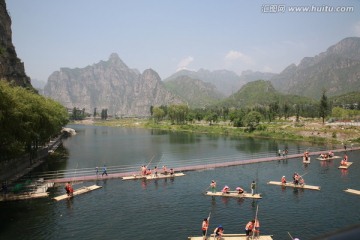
[152, 107, 165, 123]
[0, 81, 68, 160]
[243, 111, 262, 132]
[319, 91, 329, 124]
[168, 104, 189, 124]
[269, 101, 279, 121]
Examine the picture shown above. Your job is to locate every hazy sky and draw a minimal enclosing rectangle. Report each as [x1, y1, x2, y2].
[7, 0, 360, 82]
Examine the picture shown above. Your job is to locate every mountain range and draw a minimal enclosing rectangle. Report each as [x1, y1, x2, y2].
[270, 37, 360, 99]
[43, 37, 360, 116]
[44, 53, 182, 116]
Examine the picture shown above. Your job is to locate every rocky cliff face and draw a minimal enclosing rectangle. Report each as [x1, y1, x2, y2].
[0, 0, 31, 88]
[44, 53, 183, 116]
[270, 37, 360, 99]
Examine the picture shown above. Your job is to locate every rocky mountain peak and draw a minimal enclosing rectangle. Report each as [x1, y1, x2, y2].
[0, 0, 32, 88]
[142, 68, 161, 81]
[107, 52, 128, 69]
[326, 37, 360, 60]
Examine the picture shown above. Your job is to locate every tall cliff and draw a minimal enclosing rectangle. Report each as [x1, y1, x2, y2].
[44, 53, 183, 116]
[0, 0, 31, 88]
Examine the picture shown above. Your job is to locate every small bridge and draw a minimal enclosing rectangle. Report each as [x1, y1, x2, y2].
[43, 147, 356, 185]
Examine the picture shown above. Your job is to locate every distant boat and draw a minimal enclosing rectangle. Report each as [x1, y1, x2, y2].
[122, 172, 185, 180]
[338, 162, 353, 169]
[267, 181, 320, 190]
[205, 191, 262, 199]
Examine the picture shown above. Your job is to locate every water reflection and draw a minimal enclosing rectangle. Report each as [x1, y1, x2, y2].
[66, 197, 74, 210]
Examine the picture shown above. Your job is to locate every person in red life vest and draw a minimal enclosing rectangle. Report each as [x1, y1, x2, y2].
[213, 225, 224, 240]
[162, 165, 168, 175]
[245, 220, 255, 239]
[141, 165, 146, 176]
[64, 182, 74, 197]
[146, 168, 152, 175]
[236, 186, 244, 194]
[281, 176, 286, 184]
[341, 154, 348, 166]
[303, 151, 309, 161]
[222, 185, 230, 194]
[201, 218, 209, 240]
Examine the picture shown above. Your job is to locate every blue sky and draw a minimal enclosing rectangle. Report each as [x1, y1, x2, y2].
[6, 0, 360, 82]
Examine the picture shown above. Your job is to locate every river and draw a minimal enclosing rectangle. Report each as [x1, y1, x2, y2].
[0, 124, 359, 240]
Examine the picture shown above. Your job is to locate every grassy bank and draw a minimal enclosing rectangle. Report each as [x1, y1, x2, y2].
[93, 118, 360, 145]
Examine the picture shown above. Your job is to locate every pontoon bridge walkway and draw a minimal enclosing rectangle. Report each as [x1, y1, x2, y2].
[41, 147, 358, 185]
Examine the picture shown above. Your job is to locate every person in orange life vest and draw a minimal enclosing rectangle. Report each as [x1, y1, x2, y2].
[222, 185, 230, 194]
[281, 176, 286, 184]
[201, 218, 209, 239]
[146, 168, 151, 175]
[213, 225, 224, 240]
[245, 220, 255, 239]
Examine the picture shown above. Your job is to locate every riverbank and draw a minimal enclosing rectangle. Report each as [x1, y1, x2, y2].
[83, 117, 360, 145]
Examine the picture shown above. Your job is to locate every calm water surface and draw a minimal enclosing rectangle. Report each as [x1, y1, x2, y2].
[0, 125, 359, 240]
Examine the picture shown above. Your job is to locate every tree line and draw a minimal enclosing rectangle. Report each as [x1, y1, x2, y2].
[0, 81, 69, 161]
[150, 92, 358, 131]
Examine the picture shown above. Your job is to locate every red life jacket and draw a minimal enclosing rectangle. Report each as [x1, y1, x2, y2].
[246, 222, 254, 230]
[202, 221, 208, 230]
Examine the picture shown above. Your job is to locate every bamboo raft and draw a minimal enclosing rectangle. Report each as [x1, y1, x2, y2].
[338, 162, 353, 169]
[267, 181, 321, 190]
[0, 192, 49, 202]
[344, 188, 360, 195]
[122, 172, 185, 180]
[53, 185, 102, 201]
[188, 233, 273, 240]
[316, 156, 341, 161]
[205, 191, 262, 199]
